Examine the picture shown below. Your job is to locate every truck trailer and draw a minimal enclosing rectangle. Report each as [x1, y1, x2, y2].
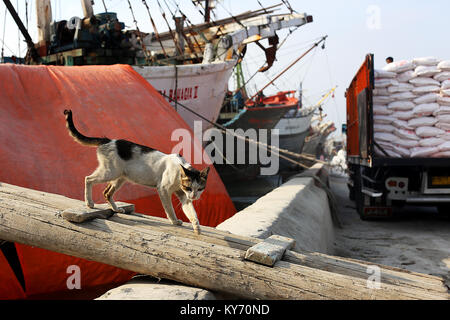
[345, 54, 450, 219]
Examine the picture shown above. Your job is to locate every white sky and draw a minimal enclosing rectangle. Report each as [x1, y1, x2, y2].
[1, 0, 450, 134]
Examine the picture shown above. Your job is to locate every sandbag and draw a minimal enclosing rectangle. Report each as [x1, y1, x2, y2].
[413, 93, 439, 104]
[393, 138, 419, 148]
[374, 124, 395, 133]
[387, 83, 414, 93]
[434, 71, 450, 82]
[397, 70, 416, 82]
[391, 119, 414, 130]
[412, 85, 440, 94]
[394, 128, 420, 140]
[388, 100, 415, 111]
[409, 77, 440, 87]
[414, 65, 440, 77]
[441, 89, 450, 97]
[407, 117, 437, 128]
[419, 137, 445, 147]
[374, 132, 398, 142]
[392, 110, 415, 121]
[412, 103, 439, 117]
[390, 91, 417, 101]
[373, 115, 393, 124]
[437, 96, 450, 106]
[436, 122, 450, 130]
[375, 78, 398, 88]
[433, 106, 450, 116]
[412, 56, 441, 66]
[431, 151, 450, 157]
[438, 141, 450, 152]
[373, 105, 393, 115]
[415, 126, 445, 138]
[373, 88, 389, 96]
[373, 95, 394, 104]
[441, 80, 450, 90]
[383, 60, 415, 73]
[437, 60, 450, 71]
[374, 69, 397, 78]
[410, 146, 438, 157]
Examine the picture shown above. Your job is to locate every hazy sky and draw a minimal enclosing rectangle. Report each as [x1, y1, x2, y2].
[1, 0, 450, 134]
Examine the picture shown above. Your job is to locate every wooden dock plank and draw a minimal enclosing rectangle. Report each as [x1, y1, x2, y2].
[0, 182, 448, 300]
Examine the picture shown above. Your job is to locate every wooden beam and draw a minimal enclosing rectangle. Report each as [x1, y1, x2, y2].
[0, 182, 448, 300]
[245, 235, 295, 266]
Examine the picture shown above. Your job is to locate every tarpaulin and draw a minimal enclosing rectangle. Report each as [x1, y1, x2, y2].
[0, 63, 236, 299]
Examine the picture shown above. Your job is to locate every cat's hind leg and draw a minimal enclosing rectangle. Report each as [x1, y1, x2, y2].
[103, 177, 126, 213]
[85, 166, 121, 209]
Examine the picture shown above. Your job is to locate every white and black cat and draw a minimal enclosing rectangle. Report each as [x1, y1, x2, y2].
[64, 109, 209, 234]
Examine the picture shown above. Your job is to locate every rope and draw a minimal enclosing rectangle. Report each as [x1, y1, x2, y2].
[126, 0, 152, 64]
[141, 0, 169, 58]
[158, 91, 329, 168]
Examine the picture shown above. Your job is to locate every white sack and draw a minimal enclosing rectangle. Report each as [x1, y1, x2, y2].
[438, 141, 450, 152]
[441, 89, 450, 96]
[412, 85, 440, 94]
[433, 106, 450, 116]
[413, 93, 439, 104]
[442, 80, 450, 90]
[373, 115, 393, 124]
[419, 137, 445, 147]
[408, 117, 437, 128]
[373, 105, 393, 115]
[387, 83, 415, 93]
[397, 70, 417, 82]
[374, 69, 397, 78]
[393, 138, 419, 148]
[391, 119, 414, 130]
[412, 103, 439, 116]
[414, 65, 440, 77]
[437, 96, 450, 106]
[390, 91, 417, 101]
[431, 151, 450, 157]
[392, 110, 415, 121]
[388, 100, 415, 111]
[394, 128, 420, 140]
[436, 122, 450, 130]
[374, 132, 398, 142]
[383, 60, 415, 73]
[373, 95, 394, 104]
[409, 77, 440, 86]
[434, 71, 450, 82]
[373, 88, 389, 96]
[375, 78, 399, 88]
[437, 60, 450, 71]
[412, 57, 441, 66]
[374, 124, 396, 133]
[410, 147, 438, 157]
[415, 126, 445, 138]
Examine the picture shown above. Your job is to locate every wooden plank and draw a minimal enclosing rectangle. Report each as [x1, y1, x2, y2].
[245, 235, 295, 266]
[61, 202, 135, 223]
[0, 182, 448, 300]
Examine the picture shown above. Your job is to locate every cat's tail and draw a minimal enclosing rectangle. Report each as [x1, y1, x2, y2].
[64, 109, 111, 147]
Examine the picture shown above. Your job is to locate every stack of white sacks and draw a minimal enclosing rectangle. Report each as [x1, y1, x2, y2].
[373, 57, 450, 158]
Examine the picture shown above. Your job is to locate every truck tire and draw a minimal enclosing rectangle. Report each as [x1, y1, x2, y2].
[436, 205, 450, 217]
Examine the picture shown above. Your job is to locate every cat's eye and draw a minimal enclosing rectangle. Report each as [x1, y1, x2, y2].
[185, 187, 192, 191]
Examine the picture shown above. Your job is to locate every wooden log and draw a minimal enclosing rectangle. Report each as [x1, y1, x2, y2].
[245, 235, 295, 267]
[0, 182, 448, 300]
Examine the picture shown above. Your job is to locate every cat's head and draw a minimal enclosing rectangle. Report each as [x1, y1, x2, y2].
[179, 165, 210, 201]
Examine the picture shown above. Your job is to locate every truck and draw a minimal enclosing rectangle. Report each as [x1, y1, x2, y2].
[345, 54, 450, 219]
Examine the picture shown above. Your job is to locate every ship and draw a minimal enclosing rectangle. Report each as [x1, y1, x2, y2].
[22, 0, 313, 132]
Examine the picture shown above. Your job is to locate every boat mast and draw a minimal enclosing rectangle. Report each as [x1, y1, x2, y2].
[2, 0, 40, 62]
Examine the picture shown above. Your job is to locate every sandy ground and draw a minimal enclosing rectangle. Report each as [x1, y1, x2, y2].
[329, 175, 450, 287]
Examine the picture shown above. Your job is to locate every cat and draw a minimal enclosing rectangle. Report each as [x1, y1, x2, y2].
[63, 109, 209, 235]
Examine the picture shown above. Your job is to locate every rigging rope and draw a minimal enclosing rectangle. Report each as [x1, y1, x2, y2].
[126, 0, 152, 63]
[141, 0, 169, 58]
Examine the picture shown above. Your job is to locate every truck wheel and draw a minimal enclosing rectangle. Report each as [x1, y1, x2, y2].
[436, 205, 450, 217]
[348, 184, 355, 201]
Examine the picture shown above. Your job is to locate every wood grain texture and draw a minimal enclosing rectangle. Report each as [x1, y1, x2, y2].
[245, 235, 295, 266]
[0, 182, 448, 300]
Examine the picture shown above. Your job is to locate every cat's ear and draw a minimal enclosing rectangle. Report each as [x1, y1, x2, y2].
[200, 167, 210, 178]
[180, 165, 189, 177]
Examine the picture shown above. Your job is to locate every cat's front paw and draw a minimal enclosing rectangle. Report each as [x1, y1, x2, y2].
[114, 208, 125, 214]
[86, 201, 95, 209]
[171, 219, 183, 226]
[193, 226, 201, 235]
